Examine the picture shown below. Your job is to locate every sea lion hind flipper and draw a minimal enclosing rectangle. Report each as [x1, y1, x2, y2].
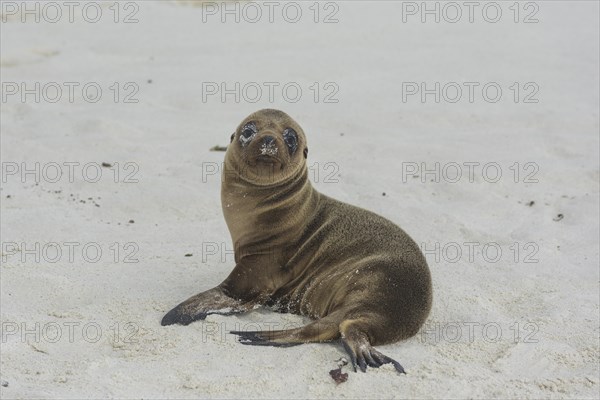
[230, 330, 301, 347]
[231, 316, 342, 346]
[340, 320, 406, 374]
[341, 336, 406, 374]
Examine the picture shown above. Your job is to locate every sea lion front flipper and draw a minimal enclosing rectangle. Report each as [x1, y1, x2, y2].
[161, 286, 256, 326]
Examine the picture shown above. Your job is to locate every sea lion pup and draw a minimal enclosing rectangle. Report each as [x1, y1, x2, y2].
[161, 109, 432, 373]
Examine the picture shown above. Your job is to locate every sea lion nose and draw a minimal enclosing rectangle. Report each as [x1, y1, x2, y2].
[263, 135, 275, 146]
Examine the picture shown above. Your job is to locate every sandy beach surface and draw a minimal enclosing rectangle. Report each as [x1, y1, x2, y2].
[1, 1, 598, 399]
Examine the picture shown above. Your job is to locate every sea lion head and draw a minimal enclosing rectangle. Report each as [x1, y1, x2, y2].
[225, 109, 309, 186]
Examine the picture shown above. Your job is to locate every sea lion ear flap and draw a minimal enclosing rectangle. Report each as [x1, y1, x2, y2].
[230, 133, 235, 143]
[303, 148, 308, 159]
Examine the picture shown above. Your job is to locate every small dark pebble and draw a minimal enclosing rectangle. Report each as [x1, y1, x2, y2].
[95, 204, 100, 207]
[147, 79, 153, 84]
[527, 201, 535, 207]
[553, 214, 564, 222]
[80, 200, 85, 203]
[1, 380, 7, 387]
[340, 133, 344, 136]
[210, 145, 228, 152]
[185, 253, 193, 257]
[6, 195, 11, 198]
[129, 219, 135, 224]
[329, 368, 348, 384]
[382, 192, 386, 197]
[101, 162, 112, 168]
[336, 357, 349, 367]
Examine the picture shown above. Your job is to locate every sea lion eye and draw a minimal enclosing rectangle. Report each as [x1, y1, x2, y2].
[230, 133, 235, 143]
[283, 128, 298, 154]
[239, 122, 257, 147]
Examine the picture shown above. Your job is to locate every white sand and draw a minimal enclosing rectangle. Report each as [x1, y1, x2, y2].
[1, 1, 598, 399]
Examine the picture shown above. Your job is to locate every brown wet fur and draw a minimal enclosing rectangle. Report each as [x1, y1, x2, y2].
[162, 109, 433, 373]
